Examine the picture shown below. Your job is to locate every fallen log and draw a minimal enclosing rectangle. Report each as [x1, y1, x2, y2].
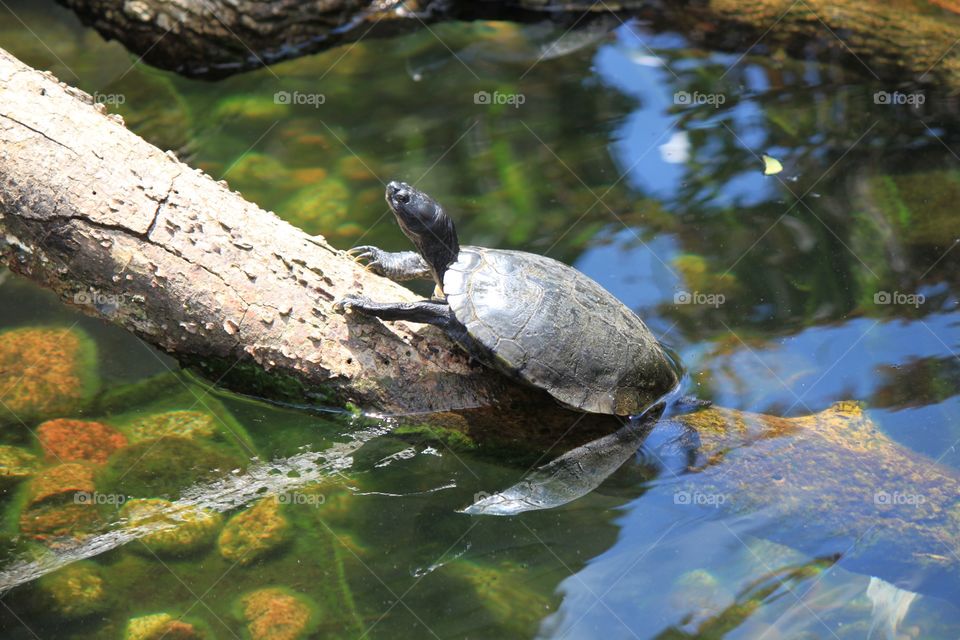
[0, 46, 640, 448]
[56, 0, 960, 93]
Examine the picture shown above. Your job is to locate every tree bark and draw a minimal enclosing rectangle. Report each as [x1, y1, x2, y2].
[56, 0, 960, 91]
[0, 47, 639, 448]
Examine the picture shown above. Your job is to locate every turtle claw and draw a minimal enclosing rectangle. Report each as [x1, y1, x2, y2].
[346, 246, 385, 275]
[333, 295, 370, 314]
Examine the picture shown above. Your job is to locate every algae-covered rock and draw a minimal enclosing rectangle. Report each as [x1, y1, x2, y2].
[25, 462, 96, 505]
[226, 153, 295, 204]
[37, 418, 127, 464]
[445, 560, 553, 634]
[37, 562, 109, 618]
[98, 436, 246, 499]
[218, 497, 291, 565]
[667, 401, 960, 601]
[394, 423, 478, 451]
[125, 612, 208, 640]
[123, 410, 218, 443]
[120, 498, 222, 556]
[0, 326, 98, 424]
[237, 587, 317, 640]
[0, 445, 40, 487]
[284, 178, 352, 237]
[336, 154, 379, 182]
[19, 463, 105, 543]
[214, 95, 290, 122]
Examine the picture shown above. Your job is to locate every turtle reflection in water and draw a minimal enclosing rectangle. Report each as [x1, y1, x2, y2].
[335, 181, 679, 417]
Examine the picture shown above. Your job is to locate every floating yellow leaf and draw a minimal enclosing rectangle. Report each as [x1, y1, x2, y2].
[762, 154, 783, 176]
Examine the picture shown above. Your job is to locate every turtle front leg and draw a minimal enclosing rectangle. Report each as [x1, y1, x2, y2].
[335, 296, 456, 327]
[347, 246, 432, 281]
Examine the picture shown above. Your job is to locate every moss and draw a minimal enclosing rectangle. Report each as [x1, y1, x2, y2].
[37, 562, 110, 618]
[97, 437, 246, 499]
[120, 498, 222, 556]
[101, 375, 258, 458]
[214, 95, 290, 122]
[17, 463, 106, 543]
[125, 613, 209, 640]
[0, 326, 99, 424]
[283, 178, 353, 238]
[393, 423, 478, 451]
[123, 410, 218, 443]
[0, 445, 40, 488]
[217, 497, 292, 565]
[235, 587, 318, 640]
[180, 356, 336, 409]
[91, 373, 184, 416]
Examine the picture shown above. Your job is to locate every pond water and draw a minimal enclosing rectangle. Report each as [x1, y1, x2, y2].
[1, 1, 960, 638]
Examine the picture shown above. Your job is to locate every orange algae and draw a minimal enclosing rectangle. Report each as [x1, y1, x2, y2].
[38, 419, 127, 464]
[0, 327, 98, 423]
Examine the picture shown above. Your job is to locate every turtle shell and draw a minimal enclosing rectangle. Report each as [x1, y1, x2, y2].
[443, 247, 678, 416]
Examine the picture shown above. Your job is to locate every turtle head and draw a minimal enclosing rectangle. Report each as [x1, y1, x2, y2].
[386, 181, 460, 283]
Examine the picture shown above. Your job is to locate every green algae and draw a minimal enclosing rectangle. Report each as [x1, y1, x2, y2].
[97, 437, 247, 500]
[393, 423, 479, 451]
[37, 561, 110, 618]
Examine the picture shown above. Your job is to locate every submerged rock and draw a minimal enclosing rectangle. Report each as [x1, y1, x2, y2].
[284, 178, 352, 237]
[123, 410, 218, 443]
[0, 445, 40, 487]
[445, 560, 553, 634]
[18, 463, 105, 543]
[218, 497, 291, 565]
[120, 498, 222, 556]
[37, 562, 109, 618]
[237, 587, 317, 640]
[37, 418, 127, 464]
[0, 326, 99, 424]
[98, 436, 246, 499]
[26, 462, 96, 504]
[125, 612, 208, 640]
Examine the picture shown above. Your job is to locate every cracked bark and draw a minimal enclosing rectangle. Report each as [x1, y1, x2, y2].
[0, 47, 644, 448]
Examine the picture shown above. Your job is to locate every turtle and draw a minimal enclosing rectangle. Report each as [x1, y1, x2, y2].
[335, 181, 680, 417]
